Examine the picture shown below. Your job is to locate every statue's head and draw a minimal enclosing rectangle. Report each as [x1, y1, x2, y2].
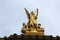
[31, 11, 35, 15]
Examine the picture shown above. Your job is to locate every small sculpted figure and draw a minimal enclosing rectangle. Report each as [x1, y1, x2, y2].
[24, 8, 38, 27]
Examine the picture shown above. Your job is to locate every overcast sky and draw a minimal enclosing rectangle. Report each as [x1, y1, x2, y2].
[0, 0, 60, 37]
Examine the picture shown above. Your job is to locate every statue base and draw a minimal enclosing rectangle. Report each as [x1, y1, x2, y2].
[21, 23, 44, 35]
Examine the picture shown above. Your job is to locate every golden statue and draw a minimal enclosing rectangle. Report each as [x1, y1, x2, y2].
[21, 8, 44, 35]
[24, 8, 38, 27]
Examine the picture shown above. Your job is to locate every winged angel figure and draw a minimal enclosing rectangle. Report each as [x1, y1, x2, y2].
[24, 8, 38, 26]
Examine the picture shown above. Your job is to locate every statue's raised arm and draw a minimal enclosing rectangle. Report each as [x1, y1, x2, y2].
[24, 8, 30, 19]
[36, 9, 38, 16]
[35, 8, 38, 19]
[34, 8, 38, 20]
